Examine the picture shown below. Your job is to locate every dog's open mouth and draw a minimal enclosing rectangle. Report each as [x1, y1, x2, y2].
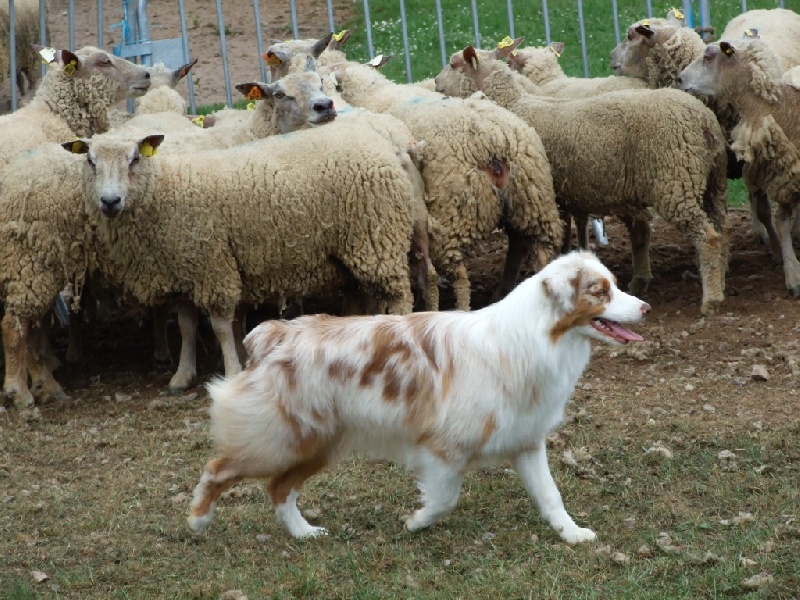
[591, 317, 644, 344]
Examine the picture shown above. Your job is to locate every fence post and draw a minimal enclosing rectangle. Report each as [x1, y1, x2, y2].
[577, 0, 589, 77]
[253, 0, 269, 83]
[39, 0, 47, 80]
[10, 0, 17, 111]
[435, 0, 447, 67]
[646, 0, 653, 18]
[699, 0, 711, 40]
[326, 0, 335, 34]
[399, 0, 413, 82]
[470, 0, 481, 48]
[542, 0, 551, 44]
[68, 0, 75, 51]
[97, 0, 104, 48]
[215, 0, 233, 107]
[363, 0, 375, 58]
[506, 0, 515, 39]
[612, 0, 620, 45]
[289, 0, 299, 39]
[177, 0, 197, 114]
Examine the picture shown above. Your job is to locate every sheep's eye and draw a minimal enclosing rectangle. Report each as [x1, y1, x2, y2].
[274, 90, 285, 99]
[98, 56, 111, 66]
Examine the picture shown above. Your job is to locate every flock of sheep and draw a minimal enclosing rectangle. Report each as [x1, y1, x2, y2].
[0, 6, 799, 411]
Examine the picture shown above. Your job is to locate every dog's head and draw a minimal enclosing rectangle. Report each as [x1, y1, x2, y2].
[540, 251, 650, 346]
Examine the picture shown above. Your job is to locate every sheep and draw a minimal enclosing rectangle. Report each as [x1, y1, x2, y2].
[0, 0, 49, 107]
[507, 42, 648, 98]
[0, 46, 151, 171]
[679, 38, 800, 297]
[267, 36, 562, 310]
[437, 43, 729, 317]
[721, 9, 800, 71]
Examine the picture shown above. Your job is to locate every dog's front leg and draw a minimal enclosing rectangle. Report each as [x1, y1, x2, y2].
[514, 441, 596, 544]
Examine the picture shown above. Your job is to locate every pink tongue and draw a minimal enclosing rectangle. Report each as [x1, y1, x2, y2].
[600, 318, 644, 342]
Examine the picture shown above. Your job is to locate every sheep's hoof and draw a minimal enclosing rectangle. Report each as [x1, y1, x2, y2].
[700, 299, 722, 317]
[628, 277, 651, 295]
[789, 284, 800, 298]
[7, 388, 35, 410]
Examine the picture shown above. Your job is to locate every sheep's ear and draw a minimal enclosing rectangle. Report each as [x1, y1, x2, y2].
[235, 82, 270, 100]
[174, 58, 198, 81]
[634, 23, 655, 39]
[494, 36, 524, 60]
[666, 8, 685, 27]
[720, 41, 736, 57]
[138, 135, 164, 158]
[57, 49, 81, 76]
[463, 46, 479, 71]
[62, 138, 90, 154]
[261, 50, 284, 67]
[312, 32, 334, 57]
[743, 27, 759, 39]
[330, 29, 352, 50]
[33, 43, 57, 64]
[304, 55, 318, 72]
[548, 41, 565, 57]
[367, 54, 392, 69]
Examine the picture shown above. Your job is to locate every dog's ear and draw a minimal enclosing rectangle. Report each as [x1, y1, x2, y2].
[542, 270, 581, 312]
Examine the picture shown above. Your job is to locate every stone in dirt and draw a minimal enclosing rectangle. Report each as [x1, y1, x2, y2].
[751, 365, 769, 381]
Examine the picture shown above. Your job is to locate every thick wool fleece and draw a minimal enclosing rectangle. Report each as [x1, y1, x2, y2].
[336, 63, 562, 276]
[84, 128, 415, 318]
[645, 25, 706, 89]
[0, 51, 127, 171]
[0, 144, 95, 319]
[512, 47, 648, 98]
[722, 9, 800, 71]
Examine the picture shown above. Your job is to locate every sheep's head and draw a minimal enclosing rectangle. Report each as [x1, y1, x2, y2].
[146, 58, 197, 89]
[63, 134, 164, 219]
[679, 38, 784, 104]
[235, 58, 336, 133]
[37, 45, 152, 99]
[609, 11, 683, 77]
[262, 32, 336, 80]
[434, 37, 523, 97]
[506, 42, 565, 80]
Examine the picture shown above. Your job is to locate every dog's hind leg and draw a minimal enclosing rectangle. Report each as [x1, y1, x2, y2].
[187, 456, 245, 535]
[267, 455, 330, 538]
[404, 454, 464, 532]
[514, 441, 596, 544]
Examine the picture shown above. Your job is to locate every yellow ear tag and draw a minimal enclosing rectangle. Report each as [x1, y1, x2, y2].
[641, 19, 651, 27]
[63, 60, 77, 77]
[140, 141, 158, 158]
[671, 8, 684, 20]
[744, 28, 756, 37]
[332, 30, 347, 42]
[191, 115, 205, 128]
[369, 54, 385, 67]
[549, 45, 562, 58]
[71, 140, 84, 153]
[264, 53, 282, 66]
[39, 46, 57, 64]
[497, 36, 514, 49]
[724, 46, 734, 55]
[246, 87, 263, 101]
[247, 101, 256, 110]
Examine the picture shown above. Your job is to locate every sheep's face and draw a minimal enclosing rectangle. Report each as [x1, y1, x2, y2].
[262, 33, 334, 80]
[506, 43, 564, 81]
[609, 19, 678, 78]
[236, 66, 336, 134]
[74, 47, 152, 97]
[435, 41, 520, 97]
[678, 42, 736, 98]
[63, 134, 164, 219]
[146, 59, 197, 89]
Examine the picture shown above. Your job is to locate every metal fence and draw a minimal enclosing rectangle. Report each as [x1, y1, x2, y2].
[3, 0, 792, 112]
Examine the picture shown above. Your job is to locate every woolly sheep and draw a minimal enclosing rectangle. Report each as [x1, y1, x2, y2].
[439, 44, 729, 316]
[267, 36, 562, 309]
[0, 0, 48, 106]
[0, 46, 151, 171]
[507, 41, 648, 98]
[680, 38, 800, 296]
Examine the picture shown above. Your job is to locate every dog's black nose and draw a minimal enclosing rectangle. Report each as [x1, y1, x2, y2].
[101, 195, 121, 209]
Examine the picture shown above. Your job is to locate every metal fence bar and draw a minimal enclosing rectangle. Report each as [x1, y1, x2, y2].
[435, 0, 447, 67]
[177, 0, 197, 114]
[779, 0, 784, 8]
[97, 0, 104, 48]
[68, 0, 75, 51]
[252, 0, 269, 83]
[289, 0, 299, 39]
[699, 0, 711, 35]
[39, 0, 47, 79]
[326, 0, 335, 33]
[577, 0, 589, 77]
[215, 0, 233, 107]
[646, 0, 653, 18]
[399, 0, 413, 82]
[507, 0, 515, 39]
[611, 0, 620, 45]
[470, 0, 481, 48]
[10, 0, 18, 111]
[682, 0, 693, 27]
[363, 0, 375, 58]
[741, 0, 747, 11]
[542, 0, 551, 44]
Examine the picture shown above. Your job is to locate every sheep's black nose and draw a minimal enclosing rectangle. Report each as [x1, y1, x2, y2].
[677, 75, 683, 85]
[101, 195, 121, 209]
[145, 71, 150, 79]
[313, 99, 334, 112]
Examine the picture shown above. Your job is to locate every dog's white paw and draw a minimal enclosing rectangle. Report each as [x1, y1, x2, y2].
[559, 526, 596, 544]
[294, 526, 328, 539]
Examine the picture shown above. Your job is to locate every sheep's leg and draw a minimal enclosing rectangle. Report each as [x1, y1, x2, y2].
[559, 208, 573, 253]
[168, 303, 199, 393]
[752, 190, 782, 264]
[574, 212, 589, 249]
[775, 203, 800, 297]
[687, 221, 726, 316]
[2, 312, 34, 409]
[28, 322, 68, 403]
[65, 302, 83, 365]
[152, 304, 173, 369]
[452, 263, 471, 311]
[622, 216, 652, 295]
[209, 312, 243, 378]
[492, 230, 531, 302]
